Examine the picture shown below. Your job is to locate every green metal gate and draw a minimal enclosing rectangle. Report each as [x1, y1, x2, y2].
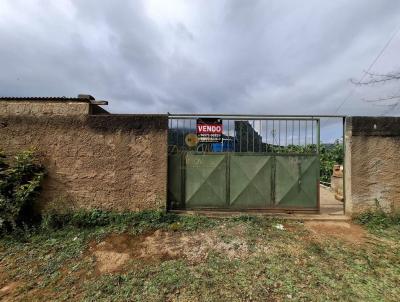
[168, 115, 321, 212]
[275, 155, 319, 209]
[168, 152, 319, 211]
[229, 154, 273, 209]
[185, 154, 227, 208]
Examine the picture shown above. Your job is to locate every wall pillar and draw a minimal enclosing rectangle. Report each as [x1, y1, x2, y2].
[344, 117, 400, 215]
[344, 117, 353, 215]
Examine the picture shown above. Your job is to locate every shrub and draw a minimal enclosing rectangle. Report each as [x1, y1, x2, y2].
[41, 209, 218, 233]
[0, 150, 45, 232]
[319, 140, 343, 183]
[354, 210, 400, 230]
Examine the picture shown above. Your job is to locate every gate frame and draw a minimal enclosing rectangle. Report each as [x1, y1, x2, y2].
[167, 114, 347, 214]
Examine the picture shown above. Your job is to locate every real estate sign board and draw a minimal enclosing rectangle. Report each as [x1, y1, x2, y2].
[196, 118, 223, 143]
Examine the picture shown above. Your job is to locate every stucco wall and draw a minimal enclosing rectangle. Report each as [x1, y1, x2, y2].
[0, 102, 168, 212]
[0, 101, 90, 116]
[345, 117, 400, 214]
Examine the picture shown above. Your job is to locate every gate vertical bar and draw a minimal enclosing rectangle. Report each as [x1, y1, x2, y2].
[175, 119, 179, 148]
[233, 119, 236, 152]
[285, 120, 288, 146]
[239, 122, 242, 152]
[272, 153, 276, 205]
[292, 120, 294, 145]
[316, 118, 321, 212]
[298, 120, 301, 145]
[316, 119, 320, 154]
[252, 120, 255, 152]
[272, 120, 275, 153]
[342, 117, 346, 214]
[246, 122, 249, 152]
[311, 119, 314, 146]
[266, 120, 268, 152]
[227, 119, 230, 152]
[181, 151, 186, 209]
[278, 120, 281, 149]
[226, 153, 230, 207]
[259, 120, 262, 152]
[305, 120, 307, 146]
[183, 119, 186, 149]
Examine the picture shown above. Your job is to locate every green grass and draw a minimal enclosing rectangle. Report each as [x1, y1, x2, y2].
[0, 210, 399, 301]
[40, 209, 218, 232]
[354, 210, 400, 240]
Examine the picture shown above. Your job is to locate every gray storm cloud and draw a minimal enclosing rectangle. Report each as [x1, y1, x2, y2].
[0, 0, 400, 117]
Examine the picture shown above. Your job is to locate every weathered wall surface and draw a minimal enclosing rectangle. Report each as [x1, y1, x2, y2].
[345, 117, 400, 214]
[0, 101, 90, 116]
[0, 102, 168, 212]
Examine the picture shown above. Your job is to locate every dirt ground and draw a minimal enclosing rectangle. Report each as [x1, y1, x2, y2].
[89, 224, 251, 274]
[319, 185, 344, 215]
[304, 221, 366, 244]
[89, 221, 368, 276]
[0, 281, 20, 299]
[0, 216, 398, 301]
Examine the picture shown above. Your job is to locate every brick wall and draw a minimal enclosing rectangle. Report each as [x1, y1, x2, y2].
[0, 101, 168, 212]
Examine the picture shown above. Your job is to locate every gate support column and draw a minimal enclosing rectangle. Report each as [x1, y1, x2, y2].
[344, 117, 352, 215]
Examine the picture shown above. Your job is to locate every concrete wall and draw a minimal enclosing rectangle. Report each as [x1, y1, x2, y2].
[345, 117, 400, 215]
[0, 101, 168, 212]
[0, 101, 91, 116]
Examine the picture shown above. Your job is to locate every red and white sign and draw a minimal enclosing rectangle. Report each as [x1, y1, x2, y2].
[196, 118, 223, 143]
[196, 124, 223, 134]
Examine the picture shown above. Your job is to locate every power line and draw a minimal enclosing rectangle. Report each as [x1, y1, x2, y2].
[335, 24, 400, 114]
[381, 85, 400, 116]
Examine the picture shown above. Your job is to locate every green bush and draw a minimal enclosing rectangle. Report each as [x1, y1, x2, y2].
[0, 150, 45, 232]
[42, 210, 172, 229]
[354, 210, 400, 230]
[319, 140, 343, 183]
[41, 209, 218, 233]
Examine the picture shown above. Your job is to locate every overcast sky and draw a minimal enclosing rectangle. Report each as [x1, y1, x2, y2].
[1, 0, 400, 119]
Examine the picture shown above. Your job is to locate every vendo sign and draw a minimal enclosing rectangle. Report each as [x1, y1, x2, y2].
[196, 118, 223, 143]
[197, 124, 223, 134]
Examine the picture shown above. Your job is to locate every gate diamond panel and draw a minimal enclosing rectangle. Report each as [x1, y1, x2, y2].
[229, 155, 273, 209]
[275, 155, 319, 208]
[185, 154, 227, 208]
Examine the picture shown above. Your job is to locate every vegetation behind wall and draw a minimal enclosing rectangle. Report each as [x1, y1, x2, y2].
[265, 141, 344, 183]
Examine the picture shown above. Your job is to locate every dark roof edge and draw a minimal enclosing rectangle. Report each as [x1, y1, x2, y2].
[0, 94, 108, 105]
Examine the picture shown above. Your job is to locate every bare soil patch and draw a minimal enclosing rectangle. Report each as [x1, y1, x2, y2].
[304, 221, 366, 244]
[0, 281, 21, 302]
[0, 264, 21, 301]
[89, 225, 251, 274]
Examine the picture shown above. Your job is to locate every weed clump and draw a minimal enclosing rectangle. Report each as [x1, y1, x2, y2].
[41, 210, 218, 233]
[354, 210, 400, 230]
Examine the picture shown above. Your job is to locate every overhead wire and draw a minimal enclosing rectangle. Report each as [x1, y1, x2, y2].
[334, 24, 400, 114]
